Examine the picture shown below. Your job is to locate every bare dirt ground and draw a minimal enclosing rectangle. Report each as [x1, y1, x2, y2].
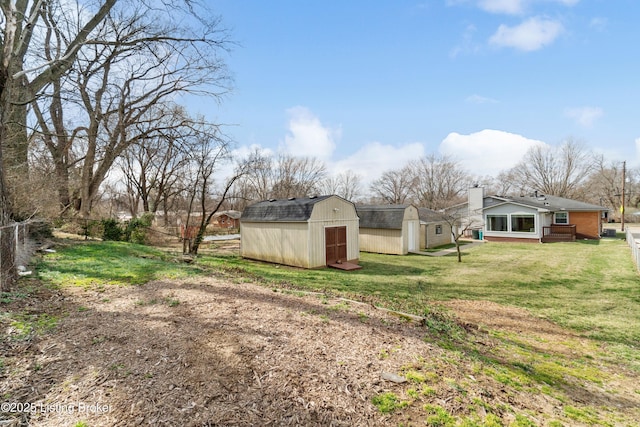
[2, 274, 639, 426]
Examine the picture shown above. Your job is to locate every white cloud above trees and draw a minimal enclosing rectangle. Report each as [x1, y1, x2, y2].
[564, 106, 603, 127]
[281, 106, 340, 160]
[489, 17, 564, 51]
[439, 129, 546, 176]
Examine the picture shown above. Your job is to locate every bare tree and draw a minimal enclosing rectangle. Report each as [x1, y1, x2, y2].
[1, 1, 118, 214]
[585, 157, 636, 221]
[408, 154, 471, 210]
[118, 107, 194, 217]
[510, 139, 594, 198]
[180, 124, 256, 255]
[270, 154, 327, 199]
[0, 0, 117, 291]
[369, 166, 414, 204]
[436, 207, 483, 263]
[30, 3, 232, 217]
[318, 170, 362, 201]
[236, 153, 327, 203]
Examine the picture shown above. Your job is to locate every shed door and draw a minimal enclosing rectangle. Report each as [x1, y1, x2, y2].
[408, 221, 417, 251]
[325, 226, 347, 265]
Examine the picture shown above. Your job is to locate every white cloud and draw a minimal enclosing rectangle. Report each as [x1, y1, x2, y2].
[564, 106, 603, 127]
[589, 17, 608, 32]
[332, 141, 425, 188]
[448, 0, 579, 15]
[450, 24, 481, 58]
[489, 17, 564, 51]
[281, 106, 340, 160]
[439, 129, 547, 176]
[466, 94, 499, 104]
[479, 0, 527, 15]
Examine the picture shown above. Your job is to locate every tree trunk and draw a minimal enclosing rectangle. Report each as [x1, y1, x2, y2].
[0, 104, 16, 291]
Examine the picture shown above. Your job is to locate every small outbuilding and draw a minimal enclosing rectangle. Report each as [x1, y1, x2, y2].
[418, 207, 452, 249]
[356, 204, 420, 255]
[240, 195, 360, 269]
[210, 210, 241, 229]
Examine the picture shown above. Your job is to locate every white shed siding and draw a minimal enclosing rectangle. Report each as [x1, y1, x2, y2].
[359, 228, 404, 255]
[240, 222, 309, 268]
[421, 223, 452, 249]
[240, 195, 360, 269]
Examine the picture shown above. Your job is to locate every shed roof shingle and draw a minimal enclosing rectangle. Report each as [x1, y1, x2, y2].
[240, 195, 333, 222]
[356, 205, 409, 229]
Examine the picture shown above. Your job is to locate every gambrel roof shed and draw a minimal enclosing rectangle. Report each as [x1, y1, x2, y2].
[356, 204, 412, 229]
[241, 195, 334, 222]
[240, 195, 360, 269]
[356, 204, 420, 255]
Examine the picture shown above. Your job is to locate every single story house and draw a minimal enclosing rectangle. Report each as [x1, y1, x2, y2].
[210, 210, 241, 229]
[465, 187, 608, 243]
[240, 195, 360, 269]
[356, 204, 420, 255]
[418, 207, 452, 249]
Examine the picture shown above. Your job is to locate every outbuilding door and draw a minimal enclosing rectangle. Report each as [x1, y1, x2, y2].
[408, 221, 417, 251]
[325, 226, 347, 265]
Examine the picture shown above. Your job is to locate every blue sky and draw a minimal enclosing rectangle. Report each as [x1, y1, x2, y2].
[200, 0, 639, 184]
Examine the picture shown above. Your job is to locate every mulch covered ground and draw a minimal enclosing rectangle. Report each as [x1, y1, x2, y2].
[1, 274, 639, 426]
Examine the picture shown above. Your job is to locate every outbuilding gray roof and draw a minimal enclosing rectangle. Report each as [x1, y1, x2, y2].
[417, 207, 447, 223]
[356, 205, 409, 229]
[241, 195, 333, 222]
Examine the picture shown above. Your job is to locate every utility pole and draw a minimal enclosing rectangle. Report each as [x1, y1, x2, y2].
[621, 160, 626, 232]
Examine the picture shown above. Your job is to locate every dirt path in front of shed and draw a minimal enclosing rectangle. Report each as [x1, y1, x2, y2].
[2, 276, 639, 426]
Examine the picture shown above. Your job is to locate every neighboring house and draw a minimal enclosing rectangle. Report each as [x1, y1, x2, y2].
[240, 195, 360, 269]
[211, 210, 241, 229]
[418, 208, 452, 249]
[463, 187, 608, 243]
[356, 204, 420, 255]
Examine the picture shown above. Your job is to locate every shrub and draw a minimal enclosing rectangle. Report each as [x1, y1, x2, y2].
[101, 219, 123, 241]
[124, 213, 154, 244]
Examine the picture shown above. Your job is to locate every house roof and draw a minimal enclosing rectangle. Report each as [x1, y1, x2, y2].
[213, 210, 242, 220]
[417, 207, 446, 223]
[356, 204, 411, 229]
[240, 195, 335, 222]
[488, 194, 607, 212]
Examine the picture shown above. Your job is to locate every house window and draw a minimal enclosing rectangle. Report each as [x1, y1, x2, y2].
[511, 215, 535, 233]
[487, 215, 508, 231]
[435, 225, 442, 235]
[554, 212, 568, 224]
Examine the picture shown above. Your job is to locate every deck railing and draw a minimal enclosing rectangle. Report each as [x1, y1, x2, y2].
[542, 224, 576, 243]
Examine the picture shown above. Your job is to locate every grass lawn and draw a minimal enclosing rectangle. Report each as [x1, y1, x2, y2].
[33, 237, 639, 347]
[35, 240, 202, 287]
[17, 237, 640, 425]
[199, 238, 640, 347]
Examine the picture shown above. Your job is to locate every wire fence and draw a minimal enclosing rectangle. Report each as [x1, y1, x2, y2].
[625, 228, 640, 271]
[0, 220, 36, 290]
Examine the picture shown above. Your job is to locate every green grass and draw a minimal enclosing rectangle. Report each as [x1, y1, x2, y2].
[22, 237, 640, 426]
[36, 241, 201, 287]
[35, 238, 640, 346]
[199, 238, 640, 346]
[371, 392, 409, 413]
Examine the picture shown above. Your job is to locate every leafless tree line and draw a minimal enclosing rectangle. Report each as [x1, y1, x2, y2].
[1, 0, 637, 285]
[368, 141, 638, 218]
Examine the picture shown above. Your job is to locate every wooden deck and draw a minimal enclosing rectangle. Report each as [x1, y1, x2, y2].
[542, 224, 576, 243]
